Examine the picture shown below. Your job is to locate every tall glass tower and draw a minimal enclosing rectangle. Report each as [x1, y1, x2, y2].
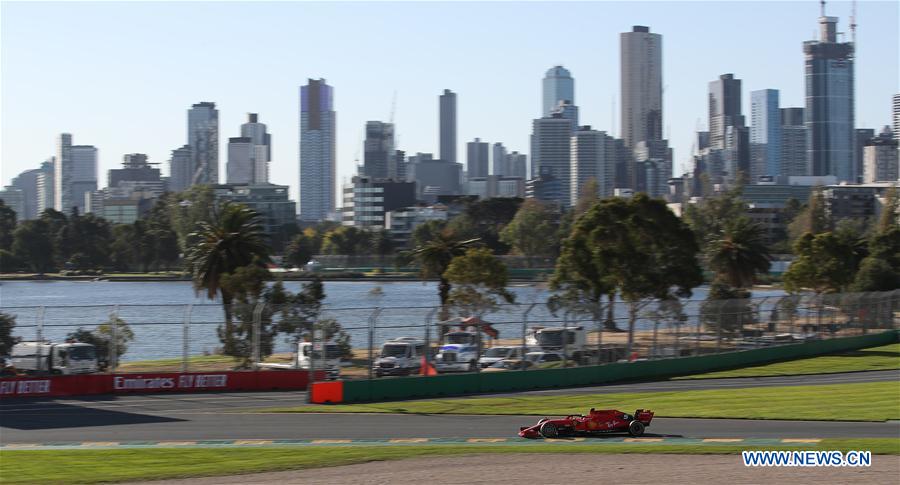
[187, 102, 219, 185]
[300, 79, 336, 222]
[542, 66, 574, 117]
[804, 12, 854, 182]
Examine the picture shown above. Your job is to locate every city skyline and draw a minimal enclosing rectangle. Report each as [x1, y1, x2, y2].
[2, 1, 898, 205]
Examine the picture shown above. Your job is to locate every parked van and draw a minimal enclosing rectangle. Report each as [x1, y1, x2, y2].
[257, 341, 343, 380]
[373, 337, 425, 377]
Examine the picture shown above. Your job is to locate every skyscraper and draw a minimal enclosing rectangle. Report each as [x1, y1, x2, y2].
[11, 164, 46, 220]
[893, 93, 900, 142]
[36, 158, 54, 214]
[168, 145, 193, 193]
[466, 138, 489, 179]
[804, 11, 854, 182]
[531, 113, 574, 206]
[492, 143, 507, 175]
[300, 79, 336, 222]
[227, 137, 255, 184]
[709, 74, 745, 150]
[363, 121, 395, 179]
[506, 152, 528, 179]
[187, 102, 219, 185]
[542, 66, 574, 117]
[439, 89, 457, 163]
[241, 113, 272, 183]
[620, 25, 663, 149]
[54, 133, 97, 213]
[553, 100, 579, 132]
[750, 89, 782, 181]
[780, 107, 808, 177]
[570, 126, 616, 206]
[226, 114, 271, 184]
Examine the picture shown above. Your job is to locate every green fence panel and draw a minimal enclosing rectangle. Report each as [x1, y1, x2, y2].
[340, 330, 897, 403]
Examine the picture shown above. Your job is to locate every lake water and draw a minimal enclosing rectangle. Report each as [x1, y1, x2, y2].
[0, 280, 787, 362]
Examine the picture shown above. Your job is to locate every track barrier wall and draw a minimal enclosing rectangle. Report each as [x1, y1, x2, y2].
[331, 329, 899, 404]
[0, 370, 319, 399]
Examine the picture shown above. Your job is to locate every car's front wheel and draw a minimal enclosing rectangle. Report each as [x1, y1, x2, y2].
[539, 422, 558, 438]
[628, 421, 645, 437]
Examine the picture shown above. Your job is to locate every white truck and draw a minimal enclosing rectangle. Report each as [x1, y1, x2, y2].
[256, 342, 342, 380]
[526, 326, 595, 364]
[434, 344, 479, 373]
[477, 345, 531, 369]
[373, 337, 425, 377]
[10, 342, 98, 375]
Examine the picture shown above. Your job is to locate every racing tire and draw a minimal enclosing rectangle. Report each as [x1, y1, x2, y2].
[628, 421, 645, 437]
[539, 422, 559, 438]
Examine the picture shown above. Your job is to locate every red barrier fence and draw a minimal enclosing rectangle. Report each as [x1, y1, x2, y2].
[0, 370, 317, 399]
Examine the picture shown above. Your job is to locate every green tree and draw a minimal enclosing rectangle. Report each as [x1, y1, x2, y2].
[0, 312, 19, 356]
[443, 247, 515, 316]
[411, 228, 479, 318]
[320, 226, 370, 255]
[700, 281, 754, 336]
[143, 197, 180, 270]
[707, 217, 772, 288]
[218, 264, 277, 367]
[0, 250, 22, 272]
[286, 228, 321, 267]
[876, 185, 899, 233]
[0, 200, 17, 251]
[109, 224, 137, 271]
[573, 178, 600, 217]
[12, 220, 55, 273]
[450, 197, 522, 253]
[168, 186, 215, 253]
[784, 232, 858, 294]
[412, 220, 447, 248]
[499, 199, 556, 264]
[552, 195, 702, 355]
[853, 227, 900, 291]
[273, 276, 353, 359]
[56, 210, 113, 270]
[683, 184, 746, 251]
[66, 317, 135, 369]
[186, 202, 271, 356]
[787, 187, 830, 244]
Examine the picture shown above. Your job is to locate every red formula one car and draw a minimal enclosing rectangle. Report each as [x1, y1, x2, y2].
[519, 408, 654, 438]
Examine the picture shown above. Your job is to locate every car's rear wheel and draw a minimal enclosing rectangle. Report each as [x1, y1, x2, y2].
[539, 422, 558, 438]
[628, 421, 645, 437]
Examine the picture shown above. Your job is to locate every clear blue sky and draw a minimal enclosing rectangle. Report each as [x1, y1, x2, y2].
[2, 1, 898, 204]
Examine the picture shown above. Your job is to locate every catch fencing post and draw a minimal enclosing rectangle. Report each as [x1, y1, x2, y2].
[36, 306, 45, 373]
[562, 311, 569, 368]
[716, 304, 724, 354]
[109, 305, 119, 373]
[424, 308, 436, 376]
[367, 308, 382, 381]
[651, 314, 660, 360]
[694, 307, 702, 356]
[251, 303, 265, 369]
[521, 304, 537, 371]
[182, 304, 193, 373]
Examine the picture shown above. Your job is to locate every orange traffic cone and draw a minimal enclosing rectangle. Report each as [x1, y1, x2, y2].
[421, 356, 437, 376]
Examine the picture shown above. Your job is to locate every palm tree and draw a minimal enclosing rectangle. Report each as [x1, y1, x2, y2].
[708, 217, 772, 288]
[411, 228, 479, 318]
[186, 203, 271, 348]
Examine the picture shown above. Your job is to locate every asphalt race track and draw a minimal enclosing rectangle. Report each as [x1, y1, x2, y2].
[2, 370, 898, 444]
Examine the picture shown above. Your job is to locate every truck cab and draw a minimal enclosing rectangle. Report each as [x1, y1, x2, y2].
[10, 342, 98, 375]
[298, 342, 342, 380]
[373, 337, 425, 377]
[434, 344, 479, 373]
[526, 326, 586, 354]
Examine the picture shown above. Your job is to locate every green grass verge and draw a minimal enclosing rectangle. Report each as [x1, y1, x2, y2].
[677, 344, 900, 380]
[2, 439, 897, 485]
[267, 381, 900, 421]
[117, 355, 238, 372]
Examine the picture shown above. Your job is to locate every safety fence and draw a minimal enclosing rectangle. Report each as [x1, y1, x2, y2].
[2, 290, 898, 382]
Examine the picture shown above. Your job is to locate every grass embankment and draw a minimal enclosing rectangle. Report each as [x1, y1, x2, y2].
[678, 343, 900, 380]
[3, 439, 897, 484]
[266, 381, 900, 422]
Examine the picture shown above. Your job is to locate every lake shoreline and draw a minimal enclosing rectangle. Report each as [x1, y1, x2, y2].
[0, 273, 552, 283]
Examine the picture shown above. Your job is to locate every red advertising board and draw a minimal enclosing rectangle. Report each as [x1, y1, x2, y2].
[0, 370, 317, 399]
